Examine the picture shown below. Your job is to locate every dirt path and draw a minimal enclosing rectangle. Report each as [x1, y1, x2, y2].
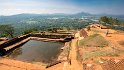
[0, 58, 45, 70]
[47, 37, 83, 70]
[69, 39, 82, 70]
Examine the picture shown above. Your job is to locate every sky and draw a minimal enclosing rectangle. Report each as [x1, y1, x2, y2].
[0, 0, 124, 15]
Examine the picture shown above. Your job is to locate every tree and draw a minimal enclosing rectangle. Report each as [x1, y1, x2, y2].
[113, 18, 119, 25]
[0, 25, 14, 38]
[99, 16, 109, 25]
[23, 28, 38, 34]
[47, 28, 58, 33]
[0, 33, 8, 37]
[99, 16, 119, 26]
[52, 28, 58, 33]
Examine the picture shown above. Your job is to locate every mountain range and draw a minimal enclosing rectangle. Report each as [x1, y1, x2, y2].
[0, 12, 124, 23]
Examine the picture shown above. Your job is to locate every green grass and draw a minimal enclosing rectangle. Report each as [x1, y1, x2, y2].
[79, 34, 108, 48]
[82, 49, 119, 60]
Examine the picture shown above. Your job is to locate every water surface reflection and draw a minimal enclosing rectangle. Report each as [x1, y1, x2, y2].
[7, 40, 63, 63]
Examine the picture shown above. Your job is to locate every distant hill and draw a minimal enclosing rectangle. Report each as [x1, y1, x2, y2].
[0, 12, 91, 23]
[0, 12, 92, 17]
[0, 12, 124, 24]
[74, 12, 92, 16]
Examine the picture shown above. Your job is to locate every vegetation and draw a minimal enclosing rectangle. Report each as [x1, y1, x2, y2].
[82, 49, 119, 60]
[0, 14, 94, 36]
[47, 28, 60, 33]
[99, 16, 110, 24]
[0, 14, 124, 37]
[99, 16, 124, 31]
[0, 33, 8, 37]
[79, 34, 108, 47]
[0, 25, 14, 38]
[82, 47, 124, 60]
[99, 16, 119, 25]
[23, 28, 38, 34]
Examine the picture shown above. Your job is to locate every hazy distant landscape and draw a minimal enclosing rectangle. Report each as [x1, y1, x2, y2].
[0, 12, 124, 36]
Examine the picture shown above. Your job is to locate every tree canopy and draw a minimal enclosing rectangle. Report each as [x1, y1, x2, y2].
[23, 28, 38, 34]
[99, 16, 119, 26]
[0, 25, 14, 38]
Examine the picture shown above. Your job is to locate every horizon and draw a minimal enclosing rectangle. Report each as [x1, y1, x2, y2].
[1, 12, 124, 17]
[0, 0, 124, 16]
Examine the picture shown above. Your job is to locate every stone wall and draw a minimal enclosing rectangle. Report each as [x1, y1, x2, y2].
[30, 33, 73, 39]
[0, 34, 30, 50]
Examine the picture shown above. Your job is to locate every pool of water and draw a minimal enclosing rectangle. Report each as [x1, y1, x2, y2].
[7, 40, 63, 63]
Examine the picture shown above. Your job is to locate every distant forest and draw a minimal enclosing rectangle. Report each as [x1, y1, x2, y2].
[0, 13, 124, 38]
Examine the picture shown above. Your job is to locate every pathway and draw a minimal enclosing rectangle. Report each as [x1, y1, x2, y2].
[69, 39, 82, 70]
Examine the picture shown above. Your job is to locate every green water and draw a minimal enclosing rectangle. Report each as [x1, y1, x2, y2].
[7, 40, 63, 63]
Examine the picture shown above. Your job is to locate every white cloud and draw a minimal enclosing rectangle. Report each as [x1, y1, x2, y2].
[1, 0, 123, 15]
[0, 0, 85, 15]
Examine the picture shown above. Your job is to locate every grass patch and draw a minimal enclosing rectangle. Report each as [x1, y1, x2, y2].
[79, 34, 108, 47]
[82, 49, 119, 60]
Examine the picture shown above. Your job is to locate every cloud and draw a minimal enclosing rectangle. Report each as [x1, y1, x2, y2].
[0, 0, 124, 15]
[0, 0, 85, 15]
